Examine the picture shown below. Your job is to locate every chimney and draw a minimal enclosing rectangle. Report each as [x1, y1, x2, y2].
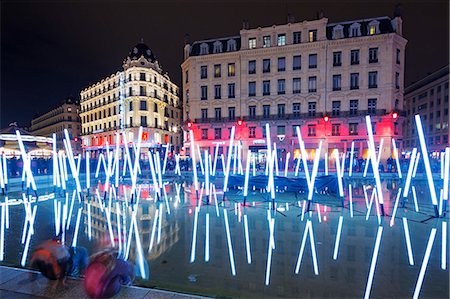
[184, 33, 190, 45]
[242, 19, 249, 30]
[287, 13, 295, 23]
[316, 10, 325, 19]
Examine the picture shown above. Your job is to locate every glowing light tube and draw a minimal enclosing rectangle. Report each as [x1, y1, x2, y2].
[162, 143, 169, 175]
[413, 152, 420, 178]
[244, 214, 251, 264]
[403, 148, 417, 198]
[333, 216, 344, 260]
[296, 126, 311, 185]
[365, 117, 384, 205]
[252, 153, 256, 177]
[392, 138, 402, 178]
[265, 226, 274, 286]
[189, 130, 199, 192]
[223, 127, 235, 193]
[243, 150, 251, 199]
[402, 217, 414, 266]
[87, 203, 92, 241]
[365, 188, 376, 221]
[284, 152, 290, 177]
[157, 206, 163, 244]
[442, 221, 447, 270]
[197, 144, 204, 175]
[66, 190, 76, 230]
[389, 188, 402, 227]
[2, 155, 7, 188]
[363, 226, 383, 299]
[116, 202, 122, 254]
[307, 141, 322, 200]
[190, 206, 199, 262]
[148, 208, 159, 253]
[205, 213, 210, 262]
[15, 131, 37, 190]
[412, 228, 437, 299]
[349, 184, 354, 218]
[443, 148, 449, 201]
[105, 208, 115, 247]
[415, 115, 438, 207]
[349, 141, 355, 177]
[363, 142, 370, 178]
[325, 151, 328, 175]
[265, 124, 272, 176]
[4, 197, 8, 230]
[295, 154, 300, 176]
[334, 149, 344, 197]
[205, 151, 210, 198]
[71, 208, 82, 247]
[0, 155, 5, 190]
[308, 221, 319, 275]
[412, 186, 419, 212]
[223, 208, 236, 276]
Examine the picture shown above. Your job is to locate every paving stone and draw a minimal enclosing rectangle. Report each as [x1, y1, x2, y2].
[0, 267, 25, 284]
[0, 289, 47, 298]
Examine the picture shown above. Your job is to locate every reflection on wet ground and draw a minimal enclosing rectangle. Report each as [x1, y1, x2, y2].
[0, 176, 448, 298]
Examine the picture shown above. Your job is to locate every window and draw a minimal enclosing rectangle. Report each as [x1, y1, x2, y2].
[278, 57, 286, 71]
[201, 129, 208, 140]
[214, 64, 221, 77]
[369, 48, 378, 63]
[262, 35, 271, 48]
[214, 85, 221, 99]
[349, 100, 358, 116]
[293, 55, 301, 70]
[395, 72, 400, 89]
[153, 103, 158, 112]
[201, 109, 208, 121]
[293, 103, 301, 117]
[309, 54, 317, 68]
[248, 60, 256, 74]
[227, 39, 237, 51]
[333, 25, 344, 39]
[368, 21, 379, 35]
[349, 23, 361, 37]
[277, 104, 285, 117]
[184, 71, 188, 83]
[308, 30, 317, 42]
[139, 86, 147, 96]
[349, 123, 358, 135]
[396, 49, 401, 64]
[200, 66, 208, 79]
[248, 81, 256, 96]
[140, 72, 146, 81]
[215, 108, 222, 121]
[128, 87, 133, 96]
[332, 75, 341, 91]
[332, 124, 340, 136]
[371, 122, 376, 135]
[293, 78, 301, 94]
[368, 71, 378, 88]
[228, 83, 235, 98]
[200, 43, 209, 55]
[249, 127, 256, 138]
[293, 31, 301, 44]
[249, 106, 256, 119]
[263, 59, 271, 73]
[308, 102, 316, 116]
[333, 52, 342, 66]
[129, 101, 133, 111]
[277, 126, 285, 135]
[248, 38, 256, 49]
[263, 80, 270, 95]
[129, 117, 133, 126]
[228, 63, 235, 77]
[140, 116, 147, 127]
[308, 125, 316, 136]
[277, 79, 285, 94]
[332, 101, 341, 116]
[351, 50, 360, 65]
[308, 76, 317, 93]
[350, 73, 359, 89]
[201, 86, 208, 100]
[263, 105, 270, 118]
[214, 128, 222, 140]
[139, 100, 147, 110]
[228, 107, 235, 120]
[213, 41, 223, 53]
[368, 99, 377, 115]
[277, 34, 286, 46]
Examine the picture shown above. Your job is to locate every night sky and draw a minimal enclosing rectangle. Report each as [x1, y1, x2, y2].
[1, 0, 448, 129]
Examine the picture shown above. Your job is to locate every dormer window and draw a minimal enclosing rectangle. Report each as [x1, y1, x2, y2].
[200, 43, 209, 55]
[349, 23, 361, 37]
[227, 39, 237, 51]
[332, 25, 344, 39]
[213, 41, 223, 54]
[368, 20, 380, 35]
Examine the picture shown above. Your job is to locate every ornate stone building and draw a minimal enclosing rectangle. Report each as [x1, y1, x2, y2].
[403, 65, 449, 153]
[30, 96, 81, 154]
[181, 14, 406, 164]
[80, 41, 181, 157]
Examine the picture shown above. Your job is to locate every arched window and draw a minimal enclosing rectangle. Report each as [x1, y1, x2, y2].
[367, 20, 380, 35]
[213, 41, 223, 53]
[199, 43, 209, 55]
[349, 23, 361, 37]
[332, 25, 344, 39]
[227, 39, 237, 51]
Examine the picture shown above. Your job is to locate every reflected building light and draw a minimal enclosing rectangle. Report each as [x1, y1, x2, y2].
[244, 214, 251, 264]
[349, 184, 354, 218]
[412, 186, 419, 212]
[190, 206, 199, 263]
[71, 208, 83, 247]
[363, 226, 383, 299]
[333, 216, 344, 260]
[223, 208, 236, 276]
[389, 188, 402, 227]
[442, 221, 447, 270]
[402, 217, 414, 266]
[205, 213, 210, 262]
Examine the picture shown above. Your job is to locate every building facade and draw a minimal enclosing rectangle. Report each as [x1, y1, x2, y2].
[403, 65, 449, 153]
[181, 15, 407, 165]
[80, 41, 181, 157]
[30, 97, 81, 154]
